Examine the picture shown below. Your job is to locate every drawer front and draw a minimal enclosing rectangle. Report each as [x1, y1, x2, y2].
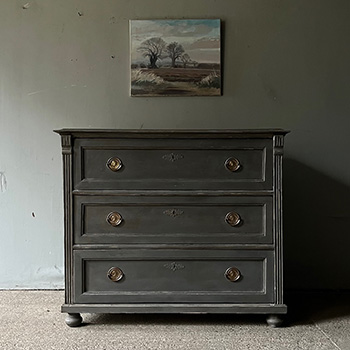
[74, 195, 273, 245]
[74, 250, 274, 304]
[73, 138, 272, 190]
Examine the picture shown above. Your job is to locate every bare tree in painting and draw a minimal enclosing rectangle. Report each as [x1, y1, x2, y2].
[166, 42, 184, 68]
[138, 37, 166, 69]
[180, 53, 191, 68]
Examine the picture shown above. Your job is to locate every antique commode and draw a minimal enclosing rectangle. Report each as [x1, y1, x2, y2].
[55, 129, 288, 327]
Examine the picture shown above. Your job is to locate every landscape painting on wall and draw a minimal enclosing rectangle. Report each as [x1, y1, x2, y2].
[130, 19, 221, 97]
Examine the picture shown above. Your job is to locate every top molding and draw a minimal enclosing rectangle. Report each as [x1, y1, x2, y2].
[54, 129, 290, 139]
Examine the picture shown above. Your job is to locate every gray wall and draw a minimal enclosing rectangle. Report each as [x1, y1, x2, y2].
[0, 0, 349, 289]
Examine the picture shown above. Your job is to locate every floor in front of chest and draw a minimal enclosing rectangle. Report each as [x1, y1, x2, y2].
[0, 290, 349, 350]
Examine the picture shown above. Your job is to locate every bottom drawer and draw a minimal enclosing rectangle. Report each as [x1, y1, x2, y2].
[73, 250, 274, 304]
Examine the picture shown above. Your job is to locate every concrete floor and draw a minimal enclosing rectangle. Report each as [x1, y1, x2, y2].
[0, 291, 349, 350]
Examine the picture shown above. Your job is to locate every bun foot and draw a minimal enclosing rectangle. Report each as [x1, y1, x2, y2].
[266, 314, 283, 327]
[65, 313, 82, 327]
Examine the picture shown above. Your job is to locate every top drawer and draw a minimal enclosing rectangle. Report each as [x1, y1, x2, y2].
[73, 138, 272, 191]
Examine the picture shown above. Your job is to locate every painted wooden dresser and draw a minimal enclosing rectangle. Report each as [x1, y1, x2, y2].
[55, 129, 288, 327]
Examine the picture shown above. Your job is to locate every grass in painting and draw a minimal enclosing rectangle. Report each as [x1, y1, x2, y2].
[197, 71, 221, 89]
[131, 69, 166, 87]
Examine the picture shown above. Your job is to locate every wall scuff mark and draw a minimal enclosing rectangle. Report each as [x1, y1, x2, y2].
[0, 172, 7, 192]
[27, 89, 45, 96]
[22, 3, 30, 9]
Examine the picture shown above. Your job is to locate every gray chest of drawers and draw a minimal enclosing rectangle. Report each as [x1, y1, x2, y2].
[55, 129, 288, 327]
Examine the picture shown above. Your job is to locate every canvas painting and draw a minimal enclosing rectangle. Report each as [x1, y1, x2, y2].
[130, 19, 221, 97]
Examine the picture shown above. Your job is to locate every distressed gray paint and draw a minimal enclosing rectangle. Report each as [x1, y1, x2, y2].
[74, 250, 274, 304]
[74, 195, 273, 245]
[56, 129, 287, 325]
[74, 137, 272, 190]
[0, 0, 349, 290]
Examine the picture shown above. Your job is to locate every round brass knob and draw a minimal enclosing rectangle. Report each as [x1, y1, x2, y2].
[107, 267, 124, 282]
[225, 212, 241, 227]
[107, 157, 123, 172]
[225, 157, 241, 172]
[225, 267, 241, 282]
[106, 212, 123, 227]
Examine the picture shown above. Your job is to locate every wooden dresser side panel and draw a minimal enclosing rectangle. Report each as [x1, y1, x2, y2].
[60, 134, 73, 305]
[273, 135, 285, 305]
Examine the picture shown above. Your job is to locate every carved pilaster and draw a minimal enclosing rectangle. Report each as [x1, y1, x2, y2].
[61, 135, 73, 304]
[273, 135, 284, 156]
[61, 135, 72, 155]
[273, 135, 284, 305]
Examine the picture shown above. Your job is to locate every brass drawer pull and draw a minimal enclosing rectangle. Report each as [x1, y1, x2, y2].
[225, 267, 241, 282]
[225, 157, 241, 172]
[107, 267, 124, 282]
[225, 211, 241, 227]
[107, 157, 123, 171]
[106, 212, 123, 227]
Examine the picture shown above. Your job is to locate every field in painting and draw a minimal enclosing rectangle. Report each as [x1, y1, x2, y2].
[131, 66, 221, 97]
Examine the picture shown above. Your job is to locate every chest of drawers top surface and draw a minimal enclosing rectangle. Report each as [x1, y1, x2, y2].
[55, 128, 289, 136]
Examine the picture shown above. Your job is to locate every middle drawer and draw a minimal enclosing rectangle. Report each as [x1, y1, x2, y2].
[74, 195, 273, 245]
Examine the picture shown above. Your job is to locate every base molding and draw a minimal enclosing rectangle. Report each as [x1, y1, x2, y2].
[62, 303, 287, 314]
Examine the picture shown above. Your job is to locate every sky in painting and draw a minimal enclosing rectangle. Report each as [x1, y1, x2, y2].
[130, 19, 220, 65]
